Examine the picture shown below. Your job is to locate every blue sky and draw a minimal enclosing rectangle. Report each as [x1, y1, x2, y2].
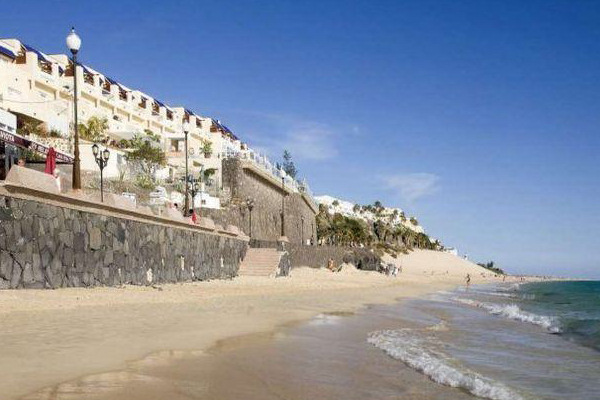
[3, 0, 599, 278]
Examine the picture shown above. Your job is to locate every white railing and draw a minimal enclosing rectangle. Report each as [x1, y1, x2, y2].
[232, 150, 317, 205]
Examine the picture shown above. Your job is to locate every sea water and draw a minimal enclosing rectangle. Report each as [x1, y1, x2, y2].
[368, 281, 600, 400]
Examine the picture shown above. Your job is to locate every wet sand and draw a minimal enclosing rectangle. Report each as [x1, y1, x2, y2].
[0, 250, 510, 400]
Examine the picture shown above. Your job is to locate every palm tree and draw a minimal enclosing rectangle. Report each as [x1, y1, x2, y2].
[78, 116, 109, 142]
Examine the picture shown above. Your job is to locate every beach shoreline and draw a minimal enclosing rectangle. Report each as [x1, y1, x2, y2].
[1, 250, 533, 400]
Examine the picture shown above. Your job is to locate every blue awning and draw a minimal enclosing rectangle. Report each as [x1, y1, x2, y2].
[0, 45, 16, 59]
[23, 44, 50, 63]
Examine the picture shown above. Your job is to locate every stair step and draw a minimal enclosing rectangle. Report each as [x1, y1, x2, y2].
[238, 248, 282, 277]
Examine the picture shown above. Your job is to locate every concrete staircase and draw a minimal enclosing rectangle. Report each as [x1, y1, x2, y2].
[238, 248, 282, 277]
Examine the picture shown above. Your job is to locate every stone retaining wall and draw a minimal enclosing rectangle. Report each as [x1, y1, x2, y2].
[208, 158, 317, 245]
[0, 191, 248, 289]
[287, 244, 382, 271]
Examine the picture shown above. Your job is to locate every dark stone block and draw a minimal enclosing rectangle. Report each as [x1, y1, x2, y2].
[59, 232, 73, 248]
[72, 218, 81, 234]
[12, 220, 21, 241]
[0, 207, 14, 221]
[106, 222, 118, 237]
[63, 247, 74, 267]
[89, 227, 102, 250]
[73, 233, 85, 253]
[10, 262, 22, 288]
[22, 262, 35, 284]
[32, 255, 44, 282]
[12, 208, 23, 220]
[40, 247, 52, 267]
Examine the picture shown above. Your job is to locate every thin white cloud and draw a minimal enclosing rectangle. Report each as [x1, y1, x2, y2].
[383, 173, 440, 202]
[239, 111, 339, 161]
[279, 122, 338, 161]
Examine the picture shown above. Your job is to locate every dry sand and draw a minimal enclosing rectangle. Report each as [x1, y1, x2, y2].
[0, 250, 512, 400]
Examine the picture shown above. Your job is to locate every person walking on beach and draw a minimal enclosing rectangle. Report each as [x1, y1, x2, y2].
[465, 273, 471, 287]
[327, 258, 335, 272]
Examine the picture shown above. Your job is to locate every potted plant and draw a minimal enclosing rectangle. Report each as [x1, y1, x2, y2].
[202, 140, 213, 158]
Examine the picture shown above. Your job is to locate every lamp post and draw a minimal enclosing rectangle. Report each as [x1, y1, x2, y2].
[246, 198, 255, 237]
[190, 180, 200, 210]
[198, 165, 204, 216]
[280, 176, 285, 237]
[92, 143, 110, 202]
[301, 215, 305, 246]
[66, 27, 82, 190]
[183, 122, 190, 215]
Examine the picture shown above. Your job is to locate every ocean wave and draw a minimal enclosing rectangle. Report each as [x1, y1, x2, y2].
[367, 329, 525, 400]
[471, 290, 517, 299]
[520, 293, 536, 300]
[453, 298, 561, 333]
[496, 283, 522, 292]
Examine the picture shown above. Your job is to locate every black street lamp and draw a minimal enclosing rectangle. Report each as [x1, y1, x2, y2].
[92, 143, 110, 202]
[190, 179, 200, 209]
[66, 27, 82, 190]
[246, 198, 255, 237]
[301, 215, 305, 245]
[198, 165, 204, 216]
[280, 176, 285, 237]
[183, 122, 190, 215]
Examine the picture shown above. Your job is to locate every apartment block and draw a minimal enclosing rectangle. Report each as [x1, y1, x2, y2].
[0, 38, 243, 186]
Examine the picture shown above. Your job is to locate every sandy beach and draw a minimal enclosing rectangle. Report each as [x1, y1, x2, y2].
[0, 250, 509, 400]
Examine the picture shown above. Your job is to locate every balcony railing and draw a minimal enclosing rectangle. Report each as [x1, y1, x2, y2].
[228, 150, 317, 206]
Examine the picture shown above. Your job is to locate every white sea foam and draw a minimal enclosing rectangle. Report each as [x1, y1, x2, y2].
[453, 298, 560, 333]
[496, 283, 522, 292]
[307, 313, 343, 326]
[487, 291, 517, 298]
[520, 293, 536, 300]
[468, 289, 517, 299]
[368, 329, 524, 400]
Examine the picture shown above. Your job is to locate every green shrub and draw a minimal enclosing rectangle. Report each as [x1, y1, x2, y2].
[135, 174, 156, 190]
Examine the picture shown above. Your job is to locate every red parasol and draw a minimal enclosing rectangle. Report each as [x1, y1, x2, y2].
[44, 147, 57, 175]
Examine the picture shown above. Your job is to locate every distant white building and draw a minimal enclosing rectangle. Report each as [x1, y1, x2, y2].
[444, 247, 459, 256]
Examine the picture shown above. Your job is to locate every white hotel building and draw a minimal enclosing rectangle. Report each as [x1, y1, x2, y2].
[0, 37, 244, 188]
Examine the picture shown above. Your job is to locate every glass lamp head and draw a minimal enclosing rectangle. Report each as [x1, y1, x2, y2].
[66, 27, 81, 54]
